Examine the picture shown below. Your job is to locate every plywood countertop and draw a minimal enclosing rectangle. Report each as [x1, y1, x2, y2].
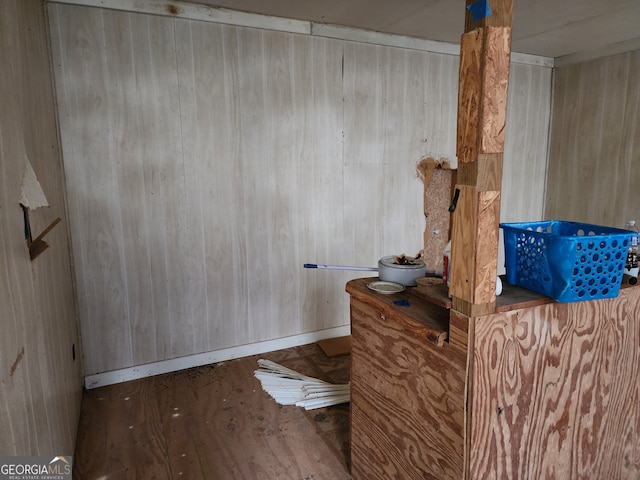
[411, 276, 557, 312]
[346, 278, 450, 346]
[347, 276, 639, 350]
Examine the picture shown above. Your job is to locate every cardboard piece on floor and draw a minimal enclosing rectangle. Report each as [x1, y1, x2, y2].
[318, 336, 351, 357]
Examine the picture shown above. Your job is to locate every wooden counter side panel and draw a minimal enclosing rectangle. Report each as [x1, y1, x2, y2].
[470, 287, 640, 479]
[349, 299, 467, 480]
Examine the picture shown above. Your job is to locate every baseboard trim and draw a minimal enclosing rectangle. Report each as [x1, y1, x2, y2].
[83, 325, 351, 389]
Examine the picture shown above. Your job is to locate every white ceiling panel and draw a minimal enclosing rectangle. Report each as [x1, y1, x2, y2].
[191, 0, 640, 58]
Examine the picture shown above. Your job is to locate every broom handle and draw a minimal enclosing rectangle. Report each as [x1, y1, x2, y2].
[304, 263, 378, 271]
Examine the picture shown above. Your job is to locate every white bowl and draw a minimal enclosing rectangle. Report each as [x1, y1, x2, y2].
[378, 256, 427, 286]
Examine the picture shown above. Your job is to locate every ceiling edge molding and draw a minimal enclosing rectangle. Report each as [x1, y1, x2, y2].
[47, 0, 311, 35]
[311, 23, 461, 56]
[312, 24, 553, 67]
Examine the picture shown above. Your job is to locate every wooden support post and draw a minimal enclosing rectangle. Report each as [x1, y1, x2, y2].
[450, 188, 500, 316]
[450, 0, 513, 316]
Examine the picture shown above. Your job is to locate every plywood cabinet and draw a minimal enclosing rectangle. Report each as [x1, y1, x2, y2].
[347, 278, 640, 479]
[348, 279, 467, 479]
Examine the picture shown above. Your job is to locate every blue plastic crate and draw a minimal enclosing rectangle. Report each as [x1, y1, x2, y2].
[500, 220, 634, 302]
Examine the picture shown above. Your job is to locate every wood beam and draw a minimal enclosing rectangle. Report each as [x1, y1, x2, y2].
[456, 25, 511, 169]
[449, 187, 500, 309]
[451, 0, 513, 316]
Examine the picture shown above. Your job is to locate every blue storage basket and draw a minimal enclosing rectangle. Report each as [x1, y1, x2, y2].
[500, 220, 634, 302]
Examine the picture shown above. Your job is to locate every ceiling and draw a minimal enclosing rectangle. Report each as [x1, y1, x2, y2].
[191, 0, 640, 59]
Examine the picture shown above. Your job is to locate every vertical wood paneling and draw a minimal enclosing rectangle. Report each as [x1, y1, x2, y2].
[174, 21, 242, 352]
[50, 6, 186, 372]
[545, 50, 640, 226]
[343, 44, 460, 267]
[499, 61, 552, 273]
[289, 37, 348, 334]
[244, 29, 301, 342]
[502, 63, 552, 222]
[121, 13, 188, 362]
[0, 0, 82, 456]
[49, 3, 552, 376]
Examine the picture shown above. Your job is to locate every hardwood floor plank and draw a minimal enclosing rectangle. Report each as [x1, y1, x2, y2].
[74, 345, 352, 479]
[74, 378, 172, 479]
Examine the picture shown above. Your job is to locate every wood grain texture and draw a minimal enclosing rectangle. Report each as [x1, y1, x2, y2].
[457, 29, 483, 164]
[470, 286, 640, 479]
[448, 309, 473, 353]
[73, 344, 351, 479]
[456, 28, 512, 163]
[545, 50, 640, 228]
[500, 62, 552, 272]
[449, 309, 475, 480]
[342, 42, 459, 267]
[50, 5, 349, 374]
[48, 3, 553, 376]
[450, 186, 477, 303]
[450, 188, 500, 313]
[0, 0, 82, 456]
[454, 19, 511, 312]
[480, 27, 511, 154]
[349, 296, 466, 480]
[74, 378, 172, 478]
[474, 190, 501, 303]
[346, 278, 449, 346]
[458, 152, 504, 191]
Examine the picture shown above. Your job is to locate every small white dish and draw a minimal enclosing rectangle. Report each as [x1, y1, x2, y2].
[367, 281, 405, 294]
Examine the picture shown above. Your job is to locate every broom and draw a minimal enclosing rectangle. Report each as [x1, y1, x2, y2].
[254, 359, 350, 410]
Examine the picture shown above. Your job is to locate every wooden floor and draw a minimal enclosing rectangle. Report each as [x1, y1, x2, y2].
[73, 343, 352, 479]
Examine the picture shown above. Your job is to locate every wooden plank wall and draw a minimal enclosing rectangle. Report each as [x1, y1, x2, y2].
[545, 50, 640, 226]
[470, 285, 640, 478]
[0, 0, 83, 456]
[48, 3, 552, 376]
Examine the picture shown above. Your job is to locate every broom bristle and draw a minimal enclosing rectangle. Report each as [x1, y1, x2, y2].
[254, 359, 350, 410]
